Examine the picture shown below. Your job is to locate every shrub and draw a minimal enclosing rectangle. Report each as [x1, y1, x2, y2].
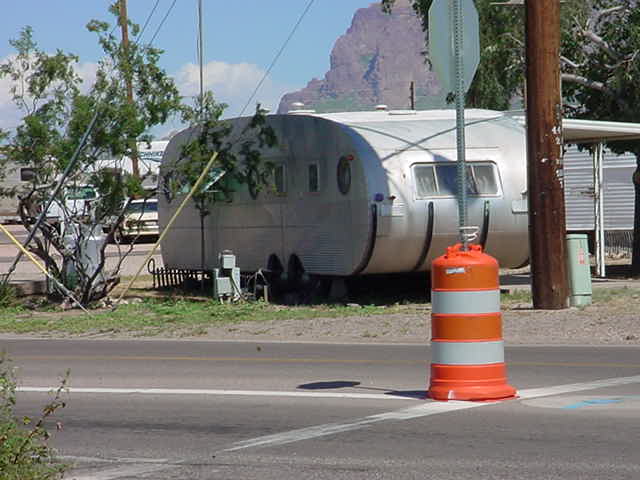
[0, 355, 68, 479]
[0, 283, 17, 308]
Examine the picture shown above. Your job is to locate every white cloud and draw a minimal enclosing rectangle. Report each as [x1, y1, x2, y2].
[0, 55, 99, 131]
[74, 61, 99, 94]
[0, 56, 299, 136]
[174, 60, 298, 117]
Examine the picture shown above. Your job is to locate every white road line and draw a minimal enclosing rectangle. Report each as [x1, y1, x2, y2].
[67, 464, 175, 480]
[517, 375, 640, 399]
[19, 375, 640, 455]
[59, 455, 170, 464]
[222, 374, 640, 452]
[16, 386, 419, 401]
[222, 400, 482, 452]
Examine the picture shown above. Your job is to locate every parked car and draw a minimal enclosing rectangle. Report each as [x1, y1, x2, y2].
[114, 198, 159, 243]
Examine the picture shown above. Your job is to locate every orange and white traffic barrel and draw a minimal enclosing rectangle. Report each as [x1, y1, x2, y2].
[428, 243, 516, 401]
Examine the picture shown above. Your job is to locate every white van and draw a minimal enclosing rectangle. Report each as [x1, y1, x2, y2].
[46, 185, 99, 226]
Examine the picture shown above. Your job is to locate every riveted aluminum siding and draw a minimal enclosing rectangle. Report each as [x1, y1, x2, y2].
[564, 146, 636, 231]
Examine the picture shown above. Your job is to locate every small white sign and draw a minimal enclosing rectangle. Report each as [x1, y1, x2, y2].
[445, 267, 466, 275]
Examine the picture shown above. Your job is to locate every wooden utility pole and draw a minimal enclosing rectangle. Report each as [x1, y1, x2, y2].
[119, 0, 140, 179]
[409, 81, 416, 110]
[198, 0, 205, 116]
[525, 0, 568, 309]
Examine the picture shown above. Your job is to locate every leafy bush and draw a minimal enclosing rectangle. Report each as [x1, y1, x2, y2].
[0, 283, 17, 308]
[0, 355, 68, 479]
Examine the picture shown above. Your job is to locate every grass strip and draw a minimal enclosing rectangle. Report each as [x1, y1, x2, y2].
[0, 298, 395, 336]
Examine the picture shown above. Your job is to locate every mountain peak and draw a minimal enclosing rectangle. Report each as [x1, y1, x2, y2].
[277, 1, 443, 113]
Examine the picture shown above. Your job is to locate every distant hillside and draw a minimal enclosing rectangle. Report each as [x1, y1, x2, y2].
[277, 0, 445, 114]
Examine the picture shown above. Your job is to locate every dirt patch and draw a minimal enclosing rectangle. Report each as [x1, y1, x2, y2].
[4, 270, 640, 346]
[166, 299, 640, 346]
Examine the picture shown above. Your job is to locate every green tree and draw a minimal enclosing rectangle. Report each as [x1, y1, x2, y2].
[383, 0, 640, 275]
[0, 7, 183, 304]
[163, 92, 277, 275]
[559, 3, 640, 274]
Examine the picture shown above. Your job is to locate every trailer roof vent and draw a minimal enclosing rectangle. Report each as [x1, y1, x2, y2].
[287, 102, 316, 115]
[388, 109, 418, 116]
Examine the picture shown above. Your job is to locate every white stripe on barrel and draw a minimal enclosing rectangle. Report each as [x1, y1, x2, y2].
[431, 289, 500, 315]
[431, 340, 505, 365]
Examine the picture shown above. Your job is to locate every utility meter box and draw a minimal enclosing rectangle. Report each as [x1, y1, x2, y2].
[565, 234, 592, 307]
[213, 251, 241, 301]
[220, 253, 236, 270]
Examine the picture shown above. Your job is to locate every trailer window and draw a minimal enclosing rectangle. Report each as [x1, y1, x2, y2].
[414, 165, 437, 196]
[471, 164, 498, 195]
[274, 164, 286, 195]
[413, 163, 499, 197]
[337, 156, 351, 195]
[20, 168, 36, 182]
[308, 164, 320, 193]
[248, 168, 260, 199]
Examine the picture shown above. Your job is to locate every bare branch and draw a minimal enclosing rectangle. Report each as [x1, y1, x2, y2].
[592, 6, 625, 26]
[560, 56, 583, 69]
[561, 73, 610, 93]
[503, 33, 524, 48]
[583, 30, 620, 60]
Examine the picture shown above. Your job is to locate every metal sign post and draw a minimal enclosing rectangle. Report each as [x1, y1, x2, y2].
[452, 0, 468, 247]
[429, 0, 480, 249]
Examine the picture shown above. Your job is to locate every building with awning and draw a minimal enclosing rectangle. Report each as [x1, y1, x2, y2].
[510, 113, 640, 277]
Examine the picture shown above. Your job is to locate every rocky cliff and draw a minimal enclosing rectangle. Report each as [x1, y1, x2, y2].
[277, 0, 444, 114]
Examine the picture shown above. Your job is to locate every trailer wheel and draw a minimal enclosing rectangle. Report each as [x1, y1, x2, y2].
[285, 254, 322, 304]
[287, 254, 307, 288]
[267, 254, 284, 277]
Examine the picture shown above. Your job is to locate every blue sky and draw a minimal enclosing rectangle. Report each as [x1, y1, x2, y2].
[0, 0, 379, 134]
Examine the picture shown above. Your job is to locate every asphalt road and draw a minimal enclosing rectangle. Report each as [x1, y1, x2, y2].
[4, 338, 640, 479]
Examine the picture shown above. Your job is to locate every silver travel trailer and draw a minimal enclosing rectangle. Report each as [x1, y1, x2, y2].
[0, 161, 34, 223]
[158, 109, 530, 278]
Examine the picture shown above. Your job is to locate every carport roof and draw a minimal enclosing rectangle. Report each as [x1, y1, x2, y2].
[562, 118, 640, 143]
[508, 113, 640, 143]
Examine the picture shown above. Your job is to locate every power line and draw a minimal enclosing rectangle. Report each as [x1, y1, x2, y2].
[238, 0, 316, 117]
[139, 0, 162, 41]
[150, 0, 178, 44]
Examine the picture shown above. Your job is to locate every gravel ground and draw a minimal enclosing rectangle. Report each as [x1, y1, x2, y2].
[4, 266, 640, 346]
[185, 265, 640, 345]
[187, 306, 640, 346]
[169, 289, 639, 346]
[4, 298, 639, 346]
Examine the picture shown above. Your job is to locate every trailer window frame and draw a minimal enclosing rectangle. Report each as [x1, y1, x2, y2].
[273, 163, 287, 196]
[337, 155, 352, 195]
[412, 161, 502, 198]
[248, 167, 260, 200]
[308, 163, 320, 193]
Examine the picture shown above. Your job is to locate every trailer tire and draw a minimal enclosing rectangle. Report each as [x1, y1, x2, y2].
[288, 254, 314, 289]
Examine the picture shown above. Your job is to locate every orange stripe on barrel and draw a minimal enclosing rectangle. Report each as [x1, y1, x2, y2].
[431, 244, 499, 291]
[432, 313, 502, 341]
[427, 243, 516, 402]
[428, 364, 516, 401]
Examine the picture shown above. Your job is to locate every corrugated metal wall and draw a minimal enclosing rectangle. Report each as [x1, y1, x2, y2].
[564, 146, 636, 231]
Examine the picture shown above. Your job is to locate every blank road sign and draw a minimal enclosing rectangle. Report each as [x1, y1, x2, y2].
[428, 0, 480, 95]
